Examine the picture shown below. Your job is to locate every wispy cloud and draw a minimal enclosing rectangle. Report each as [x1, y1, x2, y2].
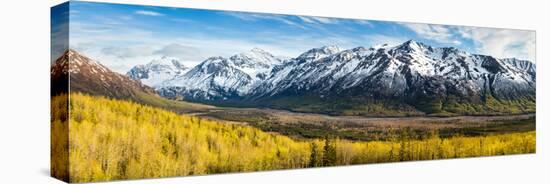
[363, 34, 408, 47]
[65, 1, 536, 74]
[401, 23, 461, 45]
[101, 45, 154, 59]
[353, 20, 373, 27]
[153, 43, 208, 62]
[402, 22, 535, 61]
[135, 10, 164, 16]
[297, 16, 340, 25]
[223, 12, 307, 29]
[458, 27, 535, 61]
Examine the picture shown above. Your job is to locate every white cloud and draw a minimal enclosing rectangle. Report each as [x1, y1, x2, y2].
[70, 26, 376, 73]
[363, 34, 408, 47]
[297, 16, 341, 25]
[313, 17, 335, 24]
[402, 23, 461, 45]
[458, 27, 535, 61]
[224, 12, 307, 29]
[297, 16, 316, 24]
[402, 22, 535, 61]
[69, 17, 410, 73]
[70, 43, 160, 73]
[69, 22, 162, 72]
[354, 20, 373, 27]
[135, 10, 164, 16]
[308, 17, 337, 24]
[153, 43, 208, 62]
[101, 45, 154, 59]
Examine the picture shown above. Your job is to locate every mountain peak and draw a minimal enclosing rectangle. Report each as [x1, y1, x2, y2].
[320, 45, 342, 53]
[228, 48, 282, 68]
[396, 40, 433, 53]
[401, 39, 420, 48]
[205, 56, 225, 62]
[127, 56, 190, 88]
[50, 49, 157, 99]
[238, 47, 277, 59]
[250, 47, 269, 54]
[370, 43, 390, 50]
[149, 56, 182, 67]
[297, 45, 341, 61]
[57, 49, 109, 74]
[403, 39, 417, 44]
[66, 48, 78, 55]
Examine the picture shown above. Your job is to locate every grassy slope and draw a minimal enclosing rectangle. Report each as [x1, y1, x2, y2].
[52, 93, 536, 182]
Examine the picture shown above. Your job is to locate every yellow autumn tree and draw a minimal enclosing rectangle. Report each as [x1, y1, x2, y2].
[51, 93, 535, 183]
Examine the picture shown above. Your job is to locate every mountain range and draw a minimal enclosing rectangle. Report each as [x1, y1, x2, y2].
[56, 40, 535, 116]
[136, 40, 535, 116]
[157, 47, 287, 101]
[50, 49, 213, 113]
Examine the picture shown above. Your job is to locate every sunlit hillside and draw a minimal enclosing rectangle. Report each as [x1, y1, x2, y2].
[52, 93, 536, 183]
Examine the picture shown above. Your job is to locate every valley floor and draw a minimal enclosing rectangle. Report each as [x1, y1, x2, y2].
[199, 107, 535, 141]
[52, 93, 536, 183]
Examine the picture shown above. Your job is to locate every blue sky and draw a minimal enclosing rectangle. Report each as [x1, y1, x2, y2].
[52, 1, 535, 73]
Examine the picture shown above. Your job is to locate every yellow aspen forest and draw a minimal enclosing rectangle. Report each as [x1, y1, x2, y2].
[52, 93, 536, 183]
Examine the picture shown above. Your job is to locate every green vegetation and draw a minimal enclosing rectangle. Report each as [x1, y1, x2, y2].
[442, 94, 536, 115]
[438, 117, 536, 137]
[262, 94, 535, 117]
[265, 96, 424, 117]
[248, 121, 375, 141]
[51, 93, 536, 182]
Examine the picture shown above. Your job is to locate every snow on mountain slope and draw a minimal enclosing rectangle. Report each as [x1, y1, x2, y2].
[149, 40, 534, 109]
[158, 48, 284, 101]
[253, 40, 535, 102]
[251, 46, 376, 97]
[295, 45, 342, 62]
[126, 56, 189, 88]
[501, 58, 536, 78]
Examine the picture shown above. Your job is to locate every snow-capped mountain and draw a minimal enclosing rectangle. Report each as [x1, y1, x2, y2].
[127, 56, 189, 88]
[251, 45, 378, 97]
[158, 48, 285, 101]
[152, 40, 535, 115]
[295, 45, 342, 62]
[256, 40, 536, 99]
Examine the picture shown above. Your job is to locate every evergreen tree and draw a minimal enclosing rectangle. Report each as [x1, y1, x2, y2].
[309, 142, 319, 167]
[399, 129, 410, 161]
[323, 136, 337, 166]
